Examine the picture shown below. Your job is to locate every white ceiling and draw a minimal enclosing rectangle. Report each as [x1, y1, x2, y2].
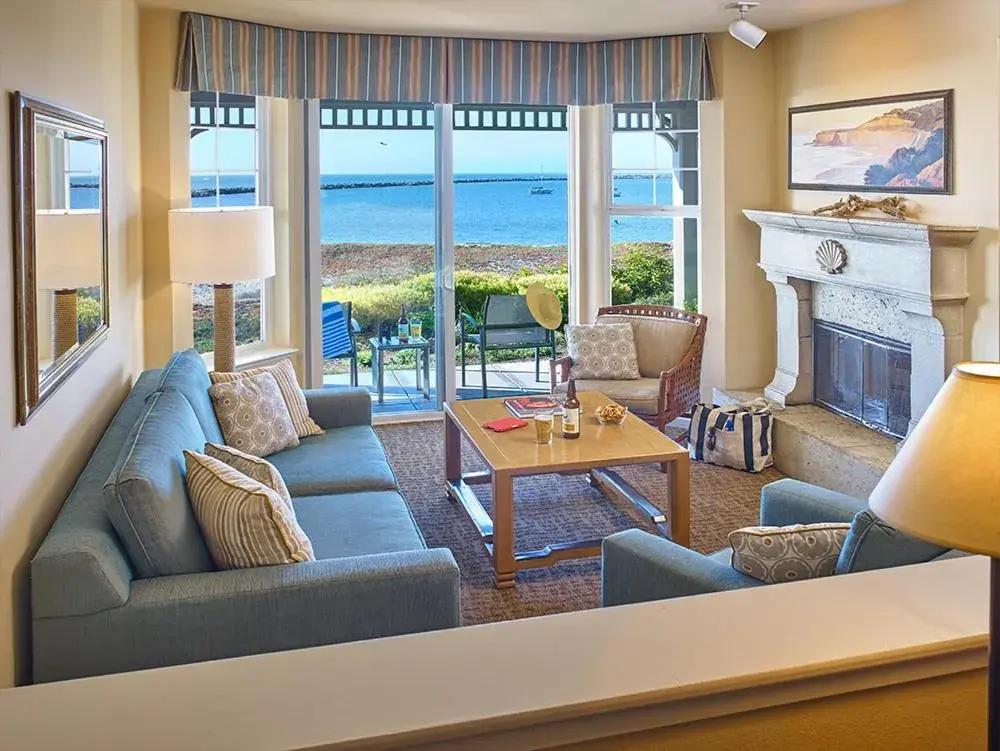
[137, 0, 905, 41]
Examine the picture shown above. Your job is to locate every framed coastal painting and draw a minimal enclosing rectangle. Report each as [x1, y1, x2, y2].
[788, 90, 953, 194]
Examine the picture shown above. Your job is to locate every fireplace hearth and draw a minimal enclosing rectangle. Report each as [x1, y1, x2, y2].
[813, 320, 911, 438]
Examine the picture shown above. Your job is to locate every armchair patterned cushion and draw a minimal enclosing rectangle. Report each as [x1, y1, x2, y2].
[552, 305, 707, 431]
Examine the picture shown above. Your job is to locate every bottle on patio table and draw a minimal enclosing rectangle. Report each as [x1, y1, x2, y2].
[562, 379, 581, 440]
[397, 304, 410, 343]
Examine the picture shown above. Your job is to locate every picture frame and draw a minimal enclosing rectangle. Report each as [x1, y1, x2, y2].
[788, 89, 953, 194]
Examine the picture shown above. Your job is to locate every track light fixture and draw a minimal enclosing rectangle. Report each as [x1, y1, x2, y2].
[727, 2, 767, 50]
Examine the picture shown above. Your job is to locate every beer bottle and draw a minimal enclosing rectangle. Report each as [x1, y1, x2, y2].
[562, 379, 581, 439]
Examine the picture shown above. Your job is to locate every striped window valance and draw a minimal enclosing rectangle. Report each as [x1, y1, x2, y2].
[175, 12, 715, 105]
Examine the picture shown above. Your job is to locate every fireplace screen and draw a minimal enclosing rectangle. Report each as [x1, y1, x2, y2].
[813, 320, 911, 438]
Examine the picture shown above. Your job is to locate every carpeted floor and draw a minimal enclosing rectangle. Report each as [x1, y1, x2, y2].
[375, 421, 783, 625]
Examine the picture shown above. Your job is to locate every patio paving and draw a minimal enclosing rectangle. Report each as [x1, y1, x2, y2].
[323, 359, 553, 415]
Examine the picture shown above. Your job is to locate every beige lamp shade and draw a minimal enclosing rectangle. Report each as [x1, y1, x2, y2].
[168, 206, 275, 284]
[869, 362, 1000, 556]
[35, 210, 103, 290]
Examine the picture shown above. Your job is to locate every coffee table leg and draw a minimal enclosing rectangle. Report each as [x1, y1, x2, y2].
[664, 454, 691, 547]
[492, 471, 515, 588]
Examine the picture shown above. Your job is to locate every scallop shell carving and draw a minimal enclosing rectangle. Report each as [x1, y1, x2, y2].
[816, 239, 847, 275]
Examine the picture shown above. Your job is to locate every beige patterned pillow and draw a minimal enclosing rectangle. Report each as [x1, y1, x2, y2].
[204, 443, 295, 519]
[729, 523, 851, 584]
[566, 323, 640, 380]
[210, 359, 323, 439]
[184, 451, 314, 569]
[208, 371, 299, 457]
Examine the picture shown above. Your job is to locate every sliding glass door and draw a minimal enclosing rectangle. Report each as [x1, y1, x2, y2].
[314, 103, 569, 417]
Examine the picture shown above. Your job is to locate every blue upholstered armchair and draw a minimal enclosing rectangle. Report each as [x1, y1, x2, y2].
[601, 478, 964, 608]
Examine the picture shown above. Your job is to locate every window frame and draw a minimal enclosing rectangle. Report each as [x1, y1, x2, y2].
[188, 92, 271, 355]
[605, 102, 702, 310]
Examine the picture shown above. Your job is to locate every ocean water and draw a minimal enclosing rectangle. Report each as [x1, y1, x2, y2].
[189, 173, 680, 245]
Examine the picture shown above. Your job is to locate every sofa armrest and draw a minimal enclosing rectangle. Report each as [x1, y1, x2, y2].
[303, 387, 372, 429]
[601, 530, 762, 607]
[760, 479, 867, 527]
[32, 549, 461, 683]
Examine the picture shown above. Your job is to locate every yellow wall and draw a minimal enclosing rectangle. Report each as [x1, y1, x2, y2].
[773, 0, 1000, 361]
[0, 0, 143, 686]
[700, 35, 779, 393]
[139, 7, 192, 368]
[559, 669, 985, 751]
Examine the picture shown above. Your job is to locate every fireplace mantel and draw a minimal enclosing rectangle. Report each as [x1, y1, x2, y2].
[743, 210, 979, 436]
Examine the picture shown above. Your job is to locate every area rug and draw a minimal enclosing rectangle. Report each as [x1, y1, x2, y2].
[375, 422, 783, 625]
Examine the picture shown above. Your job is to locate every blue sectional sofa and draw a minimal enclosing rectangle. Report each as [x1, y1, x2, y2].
[30, 350, 461, 683]
[602, 478, 965, 607]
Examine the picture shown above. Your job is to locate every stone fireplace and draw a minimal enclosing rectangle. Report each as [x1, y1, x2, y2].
[743, 210, 977, 439]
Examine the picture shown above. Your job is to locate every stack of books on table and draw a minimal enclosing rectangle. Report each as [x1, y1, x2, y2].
[504, 396, 563, 418]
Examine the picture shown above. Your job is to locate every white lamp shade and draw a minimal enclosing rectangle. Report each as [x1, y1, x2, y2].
[869, 362, 1000, 555]
[169, 206, 275, 284]
[35, 210, 103, 290]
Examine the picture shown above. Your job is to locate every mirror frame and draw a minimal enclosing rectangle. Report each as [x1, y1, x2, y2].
[10, 92, 110, 425]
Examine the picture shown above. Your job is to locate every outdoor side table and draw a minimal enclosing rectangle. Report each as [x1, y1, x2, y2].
[368, 336, 432, 405]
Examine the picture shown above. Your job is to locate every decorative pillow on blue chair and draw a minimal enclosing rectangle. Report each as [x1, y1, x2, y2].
[835, 509, 951, 574]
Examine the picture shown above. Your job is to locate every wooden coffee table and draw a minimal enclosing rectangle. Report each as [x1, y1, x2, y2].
[444, 391, 690, 588]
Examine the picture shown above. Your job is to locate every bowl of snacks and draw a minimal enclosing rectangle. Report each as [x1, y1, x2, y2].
[595, 403, 628, 426]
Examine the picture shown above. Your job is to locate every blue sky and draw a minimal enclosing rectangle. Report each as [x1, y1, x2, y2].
[192, 126, 660, 175]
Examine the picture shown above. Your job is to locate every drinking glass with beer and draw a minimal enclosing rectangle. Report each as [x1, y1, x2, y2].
[534, 413, 554, 444]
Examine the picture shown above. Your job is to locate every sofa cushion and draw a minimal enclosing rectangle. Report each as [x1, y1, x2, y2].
[566, 323, 640, 380]
[730, 523, 850, 584]
[104, 390, 214, 578]
[208, 371, 300, 457]
[210, 359, 324, 439]
[835, 509, 951, 575]
[204, 443, 294, 516]
[598, 314, 696, 379]
[268, 426, 397, 497]
[157, 349, 224, 445]
[292, 491, 426, 559]
[553, 378, 661, 415]
[185, 451, 315, 569]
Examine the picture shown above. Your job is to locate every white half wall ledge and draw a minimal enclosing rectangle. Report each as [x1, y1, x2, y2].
[0, 556, 989, 751]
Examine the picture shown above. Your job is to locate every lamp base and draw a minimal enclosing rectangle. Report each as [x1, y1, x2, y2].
[213, 283, 236, 373]
[52, 289, 79, 360]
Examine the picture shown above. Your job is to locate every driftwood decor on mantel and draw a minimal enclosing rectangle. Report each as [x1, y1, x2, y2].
[811, 194, 913, 220]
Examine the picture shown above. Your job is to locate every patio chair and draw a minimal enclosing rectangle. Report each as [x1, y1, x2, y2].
[551, 304, 707, 431]
[460, 294, 557, 399]
[322, 300, 361, 387]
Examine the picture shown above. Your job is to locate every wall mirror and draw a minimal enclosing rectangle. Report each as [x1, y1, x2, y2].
[11, 92, 110, 424]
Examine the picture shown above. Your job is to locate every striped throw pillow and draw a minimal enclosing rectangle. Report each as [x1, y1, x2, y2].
[184, 451, 315, 569]
[210, 359, 323, 439]
[204, 442, 296, 519]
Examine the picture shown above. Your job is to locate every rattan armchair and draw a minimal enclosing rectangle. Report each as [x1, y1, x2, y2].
[551, 304, 707, 431]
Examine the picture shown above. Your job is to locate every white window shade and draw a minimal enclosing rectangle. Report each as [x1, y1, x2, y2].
[35, 210, 103, 290]
[169, 206, 275, 284]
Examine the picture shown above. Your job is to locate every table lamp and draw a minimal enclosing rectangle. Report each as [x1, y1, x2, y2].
[35, 209, 103, 360]
[869, 362, 1000, 749]
[168, 206, 275, 372]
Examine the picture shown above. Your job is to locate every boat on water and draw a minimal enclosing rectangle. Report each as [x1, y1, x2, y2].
[529, 186, 553, 195]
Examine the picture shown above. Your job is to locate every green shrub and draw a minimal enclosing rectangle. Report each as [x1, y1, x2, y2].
[612, 245, 674, 302]
[76, 295, 103, 341]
